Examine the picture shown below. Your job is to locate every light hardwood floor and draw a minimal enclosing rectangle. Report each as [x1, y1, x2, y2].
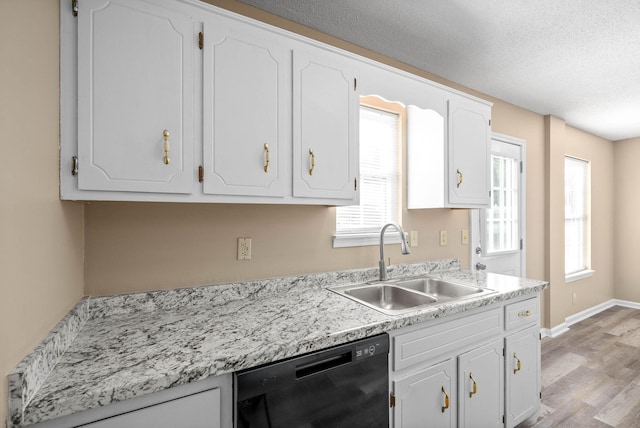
[518, 306, 640, 427]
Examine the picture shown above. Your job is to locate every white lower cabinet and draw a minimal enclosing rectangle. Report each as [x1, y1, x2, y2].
[33, 374, 232, 428]
[505, 326, 541, 427]
[390, 296, 541, 428]
[393, 358, 457, 428]
[458, 340, 504, 428]
[80, 388, 220, 428]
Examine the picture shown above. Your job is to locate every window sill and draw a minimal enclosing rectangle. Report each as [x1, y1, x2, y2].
[565, 269, 595, 283]
[333, 231, 407, 248]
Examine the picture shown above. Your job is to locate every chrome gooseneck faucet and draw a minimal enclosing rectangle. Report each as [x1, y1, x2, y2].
[379, 222, 411, 281]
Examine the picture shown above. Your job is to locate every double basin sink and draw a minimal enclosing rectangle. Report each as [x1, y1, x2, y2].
[330, 276, 496, 315]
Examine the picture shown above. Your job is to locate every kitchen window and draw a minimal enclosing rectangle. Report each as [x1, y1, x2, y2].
[333, 101, 402, 247]
[565, 156, 593, 282]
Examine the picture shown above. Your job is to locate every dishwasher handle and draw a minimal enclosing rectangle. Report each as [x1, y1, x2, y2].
[295, 351, 352, 379]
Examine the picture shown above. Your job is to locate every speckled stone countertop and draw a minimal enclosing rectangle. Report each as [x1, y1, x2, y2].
[8, 259, 548, 427]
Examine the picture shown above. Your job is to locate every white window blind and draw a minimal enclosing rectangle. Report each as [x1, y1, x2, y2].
[336, 106, 399, 235]
[565, 156, 589, 275]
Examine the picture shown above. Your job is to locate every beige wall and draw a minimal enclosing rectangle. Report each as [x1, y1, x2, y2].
[544, 117, 615, 328]
[0, 0, 85, 425]
[564, 125, 615, 315]
[85, 202, 471, 294]
[614, 137, 640, 302]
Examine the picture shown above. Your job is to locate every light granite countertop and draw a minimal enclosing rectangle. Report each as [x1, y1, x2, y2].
[8, 259, 548, 427]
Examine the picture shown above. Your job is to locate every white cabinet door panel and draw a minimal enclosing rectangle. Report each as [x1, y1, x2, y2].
[448, 96, 491, 206]
[202, 18, 289, 196]
[505, 326, 541, 427]
[458, 339, 504, 428]
[393, 358, 456, 428]
[77, 0, 194, 193]
[293, 49, 358, 201]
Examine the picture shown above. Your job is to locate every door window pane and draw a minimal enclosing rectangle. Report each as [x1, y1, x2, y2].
[486, 155, 519, 253]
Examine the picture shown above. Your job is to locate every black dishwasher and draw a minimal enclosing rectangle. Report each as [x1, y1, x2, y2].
[235, 333, 389, 428]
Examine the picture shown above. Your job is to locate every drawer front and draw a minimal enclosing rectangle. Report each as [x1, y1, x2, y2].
[505, 297, 540, 332]
[393, 308, 503, 371]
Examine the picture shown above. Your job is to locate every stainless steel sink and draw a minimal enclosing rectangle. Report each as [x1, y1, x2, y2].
[330, 276, 495, 315]
[392, 277, 489, 302]
[343, 284, 437, 313]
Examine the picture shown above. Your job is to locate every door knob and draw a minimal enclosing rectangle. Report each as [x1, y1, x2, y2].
[475, 263, 487, 271]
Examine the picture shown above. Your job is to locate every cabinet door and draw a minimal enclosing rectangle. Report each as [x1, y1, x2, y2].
[458, 340, 504, 428]
[80, 388, 220, 428]
[447, 96, 491, 207]
[202, 17, 289, 197]
[292, 49, 359, 202]
[393, 358, 456, 428]
[77, 0, 194, 193]
[505, 326, 541, 427]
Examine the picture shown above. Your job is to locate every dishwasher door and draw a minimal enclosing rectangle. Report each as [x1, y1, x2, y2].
[235, 333, 389, 428]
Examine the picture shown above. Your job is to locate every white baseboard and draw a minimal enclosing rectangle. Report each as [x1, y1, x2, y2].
[541, 323, 569, 338]
[544, 299, 640, 338]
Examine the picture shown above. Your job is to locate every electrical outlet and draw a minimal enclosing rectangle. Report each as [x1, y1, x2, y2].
[410, 230, 419, 247]
[440, 230, 448, 246]
[461, 229, 469, 245]
[237, 237, 251, 260]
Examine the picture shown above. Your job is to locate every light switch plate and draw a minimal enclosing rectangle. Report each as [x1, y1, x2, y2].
[440, 230, 448, 246]
[410, 230, 419, 247]
[237, 237, 251, 260]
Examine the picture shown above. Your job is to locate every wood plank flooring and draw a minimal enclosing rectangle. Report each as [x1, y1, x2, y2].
[518, 306, 640, 428]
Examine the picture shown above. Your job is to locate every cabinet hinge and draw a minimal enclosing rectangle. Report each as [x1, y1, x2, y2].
[198, 32, 204, 50]
[389, 393, 395, 408]
[503, 415, 505, 424]
[198, 165, 204, 183]
[354, 177, 357, 191]
[489, 119, 492, 126]
[71, 156, 78, 176]
[540, 391, 542, 399]
[72, 0, 78, 17]
[520, 161, 523, 173]
[354, 78, 357, 91]
[520, 238, 523, 250]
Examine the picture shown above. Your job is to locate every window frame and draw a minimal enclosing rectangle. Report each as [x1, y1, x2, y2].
[564, 155, 594, 282]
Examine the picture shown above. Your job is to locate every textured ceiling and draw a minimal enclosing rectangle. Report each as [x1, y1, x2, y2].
[238, 0, 640, 141]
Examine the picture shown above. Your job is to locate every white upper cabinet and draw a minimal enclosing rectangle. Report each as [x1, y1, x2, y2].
[63, 0, 489, 205]
[202, 16, 289, 197]
[293, 48, 359, 201]
[359, 61, 491, 209]
[77, 0, 194, 194]
[407, 93, 491, 209]
[447, 95, 491, 207]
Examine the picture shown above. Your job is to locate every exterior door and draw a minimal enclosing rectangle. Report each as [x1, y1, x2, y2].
[470, 133, 526, 276]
